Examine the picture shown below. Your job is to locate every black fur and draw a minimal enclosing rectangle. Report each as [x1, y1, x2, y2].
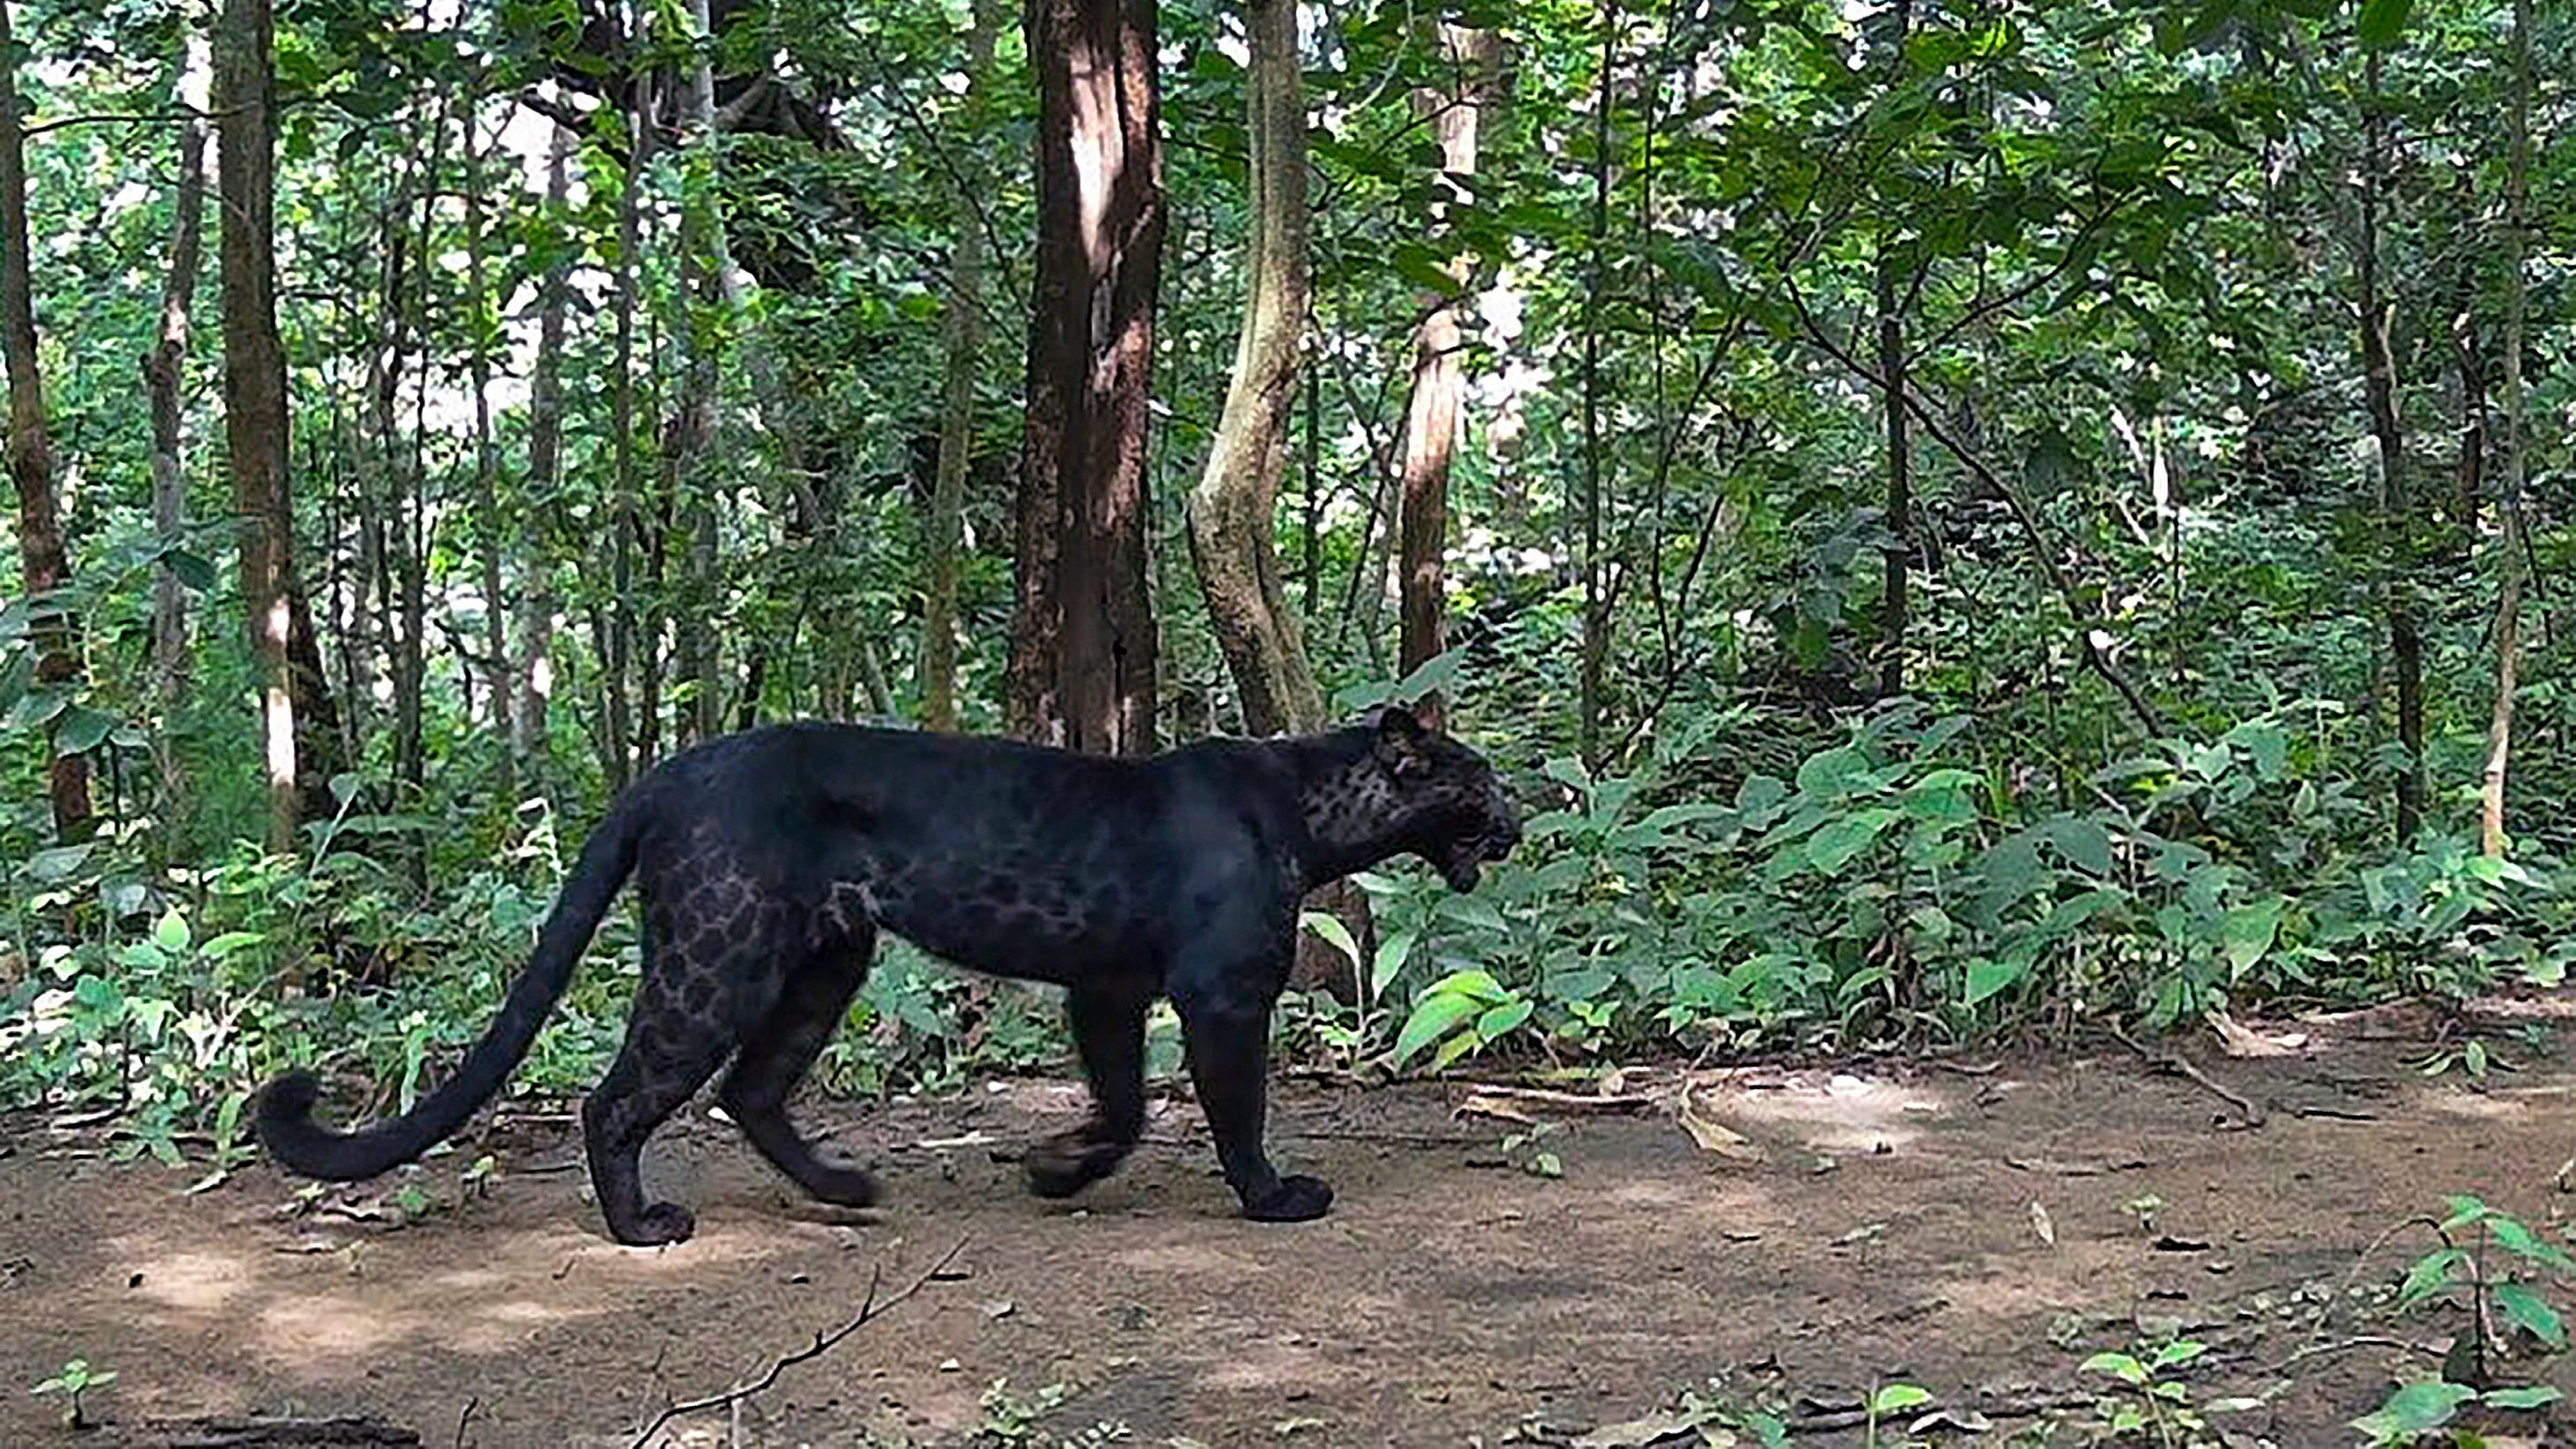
[257, 705, 1519, 1245]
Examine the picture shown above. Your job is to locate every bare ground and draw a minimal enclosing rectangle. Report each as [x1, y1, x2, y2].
[6, 1000, 2576, 1448]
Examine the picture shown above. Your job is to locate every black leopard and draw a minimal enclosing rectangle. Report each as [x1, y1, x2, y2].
[256, 705, 1520, 1245]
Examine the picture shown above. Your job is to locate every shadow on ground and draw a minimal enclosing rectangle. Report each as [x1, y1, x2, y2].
[6, 1000, 2575, 1446]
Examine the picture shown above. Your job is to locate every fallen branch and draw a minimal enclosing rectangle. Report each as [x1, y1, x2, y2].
[2110, 1027, 2267, 1127]
[143, 1414, 421, 1447]
[625, 1236, 969, 1449]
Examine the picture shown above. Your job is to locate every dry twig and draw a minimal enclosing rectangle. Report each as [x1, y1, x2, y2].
[626, 1236, 969, 1449]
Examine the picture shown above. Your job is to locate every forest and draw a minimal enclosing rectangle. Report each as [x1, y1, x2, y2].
[3, 0, 2575, 1443]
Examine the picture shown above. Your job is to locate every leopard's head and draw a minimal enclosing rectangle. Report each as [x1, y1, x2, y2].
[1355, 704, 1522, 893]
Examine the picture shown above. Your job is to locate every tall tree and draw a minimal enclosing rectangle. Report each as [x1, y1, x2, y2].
[920, 0, 999, 734]
[2354, 46, 2423, 840]
[2481, 0, 2532, 857]
[1394, 24, 1497, 731]
[1009, 0, 1163, 755]
[215, 0, 341, 852]
[515, 114, 574, 791]
[462, 85, 515, 799]
[1873, 0, 1913, 698]
[0, 0, 92, 838]
[1189, 0, 1323, 736]
[144, 17, 214, 819]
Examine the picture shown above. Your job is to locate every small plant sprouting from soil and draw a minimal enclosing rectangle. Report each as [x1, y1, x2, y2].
[32, 1357, 116, 1430]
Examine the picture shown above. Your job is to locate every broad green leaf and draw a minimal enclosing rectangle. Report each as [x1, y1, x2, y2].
[2483, 1384, 2563, 1410]
[2356, 0, 2413, 49]
[1299, 911, 1361, 966]
[1795, 745, 1871, 799]
[2494, 1284, 2566, 1349]
[2221, 720, 2289, 781]
[1475, 998, 1534, 1041]
[1393, 993, 1482, 1067]
[1869, 1384, 1932, 1413]
[2222, 897, 2285, 973]
[1805, 809, 1900, 875]
[1963, 956, 2028, 1007]
[1371, 929, 1420, 1000]
[2486, 1214, 2576, 1272]
[2043, 815, 2115, 875]
[2081, 1352, 2147, 1385]
[2396, 1247, 2470, 1308]
[2351, 1381, 2474, 1438]
[153, 909, 191, 954]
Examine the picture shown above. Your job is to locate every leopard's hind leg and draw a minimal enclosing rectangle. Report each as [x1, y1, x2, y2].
[720, 904, 879, 1208]
[583, 864, 786, 1245]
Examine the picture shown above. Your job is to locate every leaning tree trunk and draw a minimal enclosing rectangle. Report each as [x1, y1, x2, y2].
[1009, 0, 1163, 756]
[1395, 25, 1497, 734]
[1188, 0, 1379, 1002]
[1188, 0, 1324, 736]
[920, 0, 999, 734]
[2481, 0, 2533, 857]
[0, 0, 93, 840]
[144, 23, 213, 827]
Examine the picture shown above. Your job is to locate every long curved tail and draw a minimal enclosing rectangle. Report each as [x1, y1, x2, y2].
[256, 796, 649, 1180]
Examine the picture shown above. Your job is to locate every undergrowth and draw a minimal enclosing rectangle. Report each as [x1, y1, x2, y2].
[4, 699, 2568, 1170]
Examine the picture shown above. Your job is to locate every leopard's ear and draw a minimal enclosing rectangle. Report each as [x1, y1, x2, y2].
[1368, 703, 1433, 776]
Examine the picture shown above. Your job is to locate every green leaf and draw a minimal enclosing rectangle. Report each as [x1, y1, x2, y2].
[2081, 1352, 2147, 1385]
[2222, 897, 2285, 973]
[1475, 998, 1534, 1041]
[2487, 1214, 2576, 1272]
[1372, 928, 1420, 1000]
[2351, 1381, 2474, 1439]
[1963, 956, 2028, 1007]
[1299, 911, 1361, 967]
[2356, 0, 2413, 49]
[1795, 745, 1872, 799]
[1805, 809, 1900, 875]
[2221, 720, 2289, 781]
[1868, 1383, 1932, 1414]
[2043, 815, 2115, 875]
[161, 549, 218, 593]
[2494, 1284, 2566, 1349]
[24, 842, 94, 884]
[153, 909, 192, 954]
[2395, 1247, 2470, 1308]
[2483, 1384, 2563, 1411]
[1393, 993, 1485, 1068]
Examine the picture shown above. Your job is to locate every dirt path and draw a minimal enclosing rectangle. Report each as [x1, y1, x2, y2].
[6, 1003, 2574, 1447]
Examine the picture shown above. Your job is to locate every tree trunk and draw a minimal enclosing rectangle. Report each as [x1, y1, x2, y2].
[1011, 0, 1163, 756]
[0, 0, 93, 839]
[921, 0, 999, 734]
[1875, 0, 1912, 699]
[1188, 0, 1323, 736]
[2482, 0, 2532, 858]
[1395, 26, 1496, 732]
[392, 99, 447, 836]
[213, 0, 306, 854]
[144, 23, 213, 826]
[462, 95, 515, 799]
[603, 59, 654, 791]
[2357, 50, 2423, 841]
[515, 116, 573, 790]
[1577, 2, 1616, 767]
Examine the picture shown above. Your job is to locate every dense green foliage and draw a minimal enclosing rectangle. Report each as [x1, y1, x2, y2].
[1, 0, 2570, 1163]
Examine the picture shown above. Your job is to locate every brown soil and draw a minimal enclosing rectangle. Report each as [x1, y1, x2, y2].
[6, 1002, 2575, 1448]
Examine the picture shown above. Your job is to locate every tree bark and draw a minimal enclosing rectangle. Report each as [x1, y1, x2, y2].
[2482, 0, 2532, 858]
[144, 23, 213, 825]
[1577, 2, 1616, 766]
[463, 91, 516, 798]
[213, 0, 307, 853]
[920, 0, 999, 734]
[1189, 0, 1323, 736]
[1395, 25, 1496, 732]
[1875, 0, 1911, 699]
[0, 0, 93, 839]
[2357, 49, 2423, 841]
[603, 54, 654, 791]
[516, 115, 573, 790]
[1010, 0, 1163, 756]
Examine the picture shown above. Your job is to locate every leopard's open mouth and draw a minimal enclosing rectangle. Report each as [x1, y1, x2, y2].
[1440, 820, 1521, 892]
